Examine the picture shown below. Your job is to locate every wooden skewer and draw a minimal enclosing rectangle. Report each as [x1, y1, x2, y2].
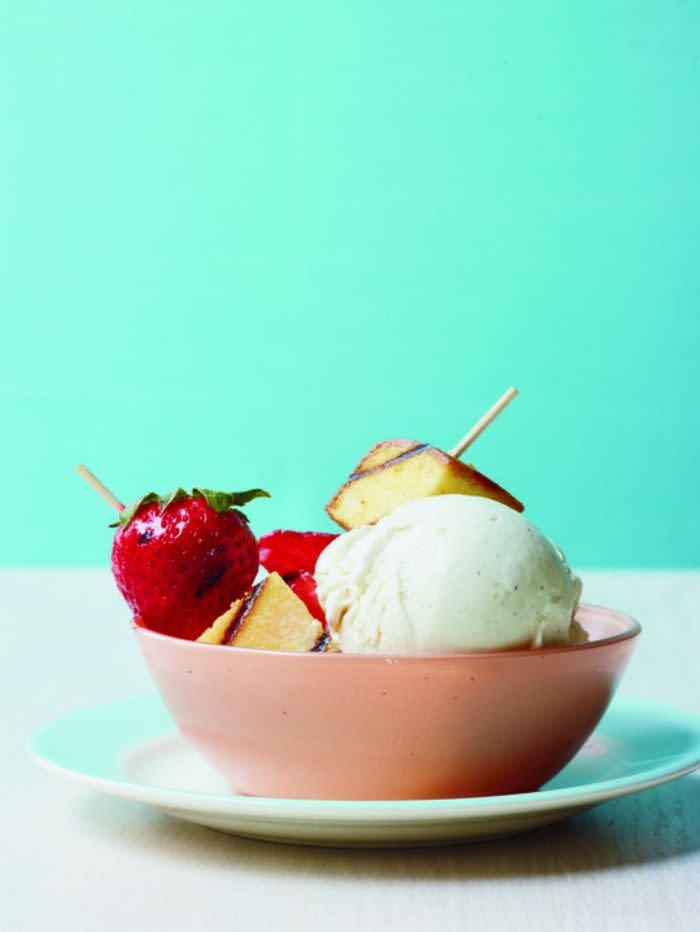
[449, 386, 519, 460]
[77, 390, 517, 512]
[76, 464, 124, 513]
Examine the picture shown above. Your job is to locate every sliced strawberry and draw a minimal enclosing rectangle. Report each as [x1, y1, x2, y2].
[258, 530, 338, 577]
[286, 571, 328, 629]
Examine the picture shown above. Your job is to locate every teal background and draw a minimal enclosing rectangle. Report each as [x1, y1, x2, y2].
[1, 2, 698, 567]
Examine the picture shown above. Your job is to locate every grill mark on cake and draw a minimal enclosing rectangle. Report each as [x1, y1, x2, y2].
[225, 579, 266, 644]
[349, 443, 428, 480]
[221, 605, 244, 644]
[312, 632, 332, 652]
[348, 443, 523, 512]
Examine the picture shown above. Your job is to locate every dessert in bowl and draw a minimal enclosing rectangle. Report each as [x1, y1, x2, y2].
[85, 399, 640, 800]
[135, 603, 639, 800]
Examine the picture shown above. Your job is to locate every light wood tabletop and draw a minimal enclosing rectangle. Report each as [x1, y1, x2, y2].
[2, 569, 698, 932]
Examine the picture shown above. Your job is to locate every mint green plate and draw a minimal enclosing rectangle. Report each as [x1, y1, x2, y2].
[30, 694, 700, 847]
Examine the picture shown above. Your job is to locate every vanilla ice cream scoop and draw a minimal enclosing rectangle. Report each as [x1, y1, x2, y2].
[315, 495, 583, 653]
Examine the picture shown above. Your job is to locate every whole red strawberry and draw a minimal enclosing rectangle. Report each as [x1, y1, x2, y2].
[111, 487, 269, 640]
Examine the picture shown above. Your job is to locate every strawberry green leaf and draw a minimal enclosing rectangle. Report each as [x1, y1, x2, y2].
[109, 492, 161, 528]
[192, 488, 270, 513]
[161, 487, 189, 512]
[111, 486, 270, 529]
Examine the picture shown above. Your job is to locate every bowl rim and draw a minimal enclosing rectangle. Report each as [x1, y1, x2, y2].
[133, 601, 641, 660]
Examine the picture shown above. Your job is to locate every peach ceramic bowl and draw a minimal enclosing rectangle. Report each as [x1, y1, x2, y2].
[134, 603, 640, 800]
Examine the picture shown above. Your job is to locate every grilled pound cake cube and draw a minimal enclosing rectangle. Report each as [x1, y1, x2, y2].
[197, 572, 325, 652]
[326, 441, 523, 530]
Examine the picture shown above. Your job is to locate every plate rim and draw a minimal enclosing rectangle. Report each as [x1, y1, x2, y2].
[28, 693, 700, 823]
